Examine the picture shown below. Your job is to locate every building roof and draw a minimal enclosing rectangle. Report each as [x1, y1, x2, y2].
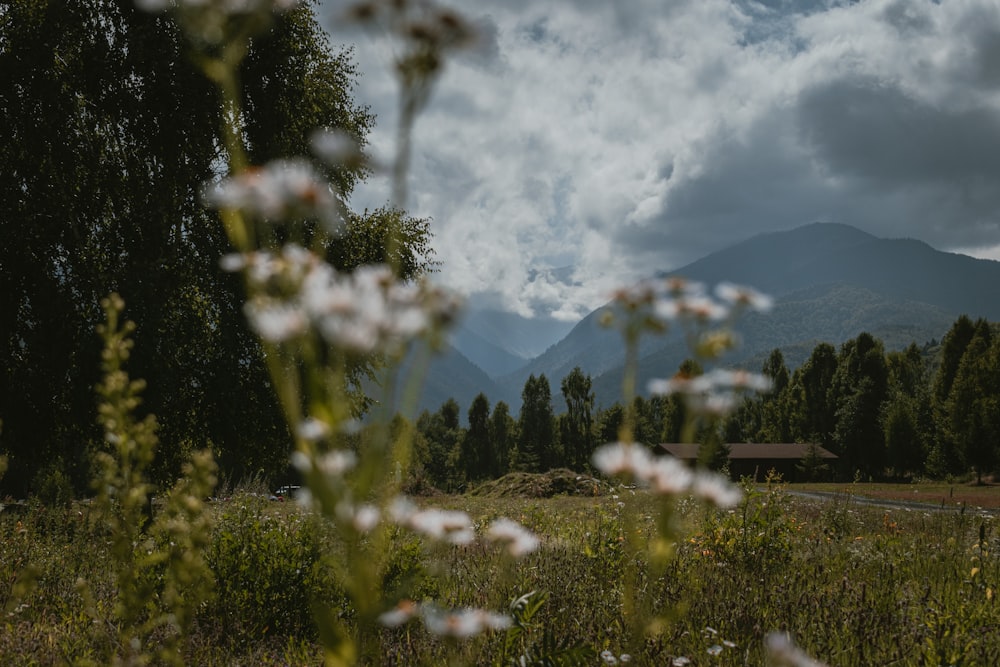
[659, 443, 838, 460]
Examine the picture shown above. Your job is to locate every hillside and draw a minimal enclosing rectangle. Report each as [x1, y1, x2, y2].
[492, 223, 1000, 410]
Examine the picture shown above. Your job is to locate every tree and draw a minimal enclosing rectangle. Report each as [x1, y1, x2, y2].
[489, 401, 516, 477]
[928, 316, 978, 476]
[417, 399, 464, 491]
[830, 333, 889, 479]
[0, 1, 433, 495]
[758, 349, 793, 443]
[787, 342, 838, 447]
[518, 374, 557, 473]
[560, 367, 595, 471]
[461, 393, 492, 483]
[945, 327, 1000, 483]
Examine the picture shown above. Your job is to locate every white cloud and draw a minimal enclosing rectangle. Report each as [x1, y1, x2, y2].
[320, 0, 1000, 321]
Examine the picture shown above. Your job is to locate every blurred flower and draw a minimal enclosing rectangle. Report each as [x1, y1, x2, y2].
[486, 518, 540, 557]
[378, 599, 418, 628]
[716, 281, 774, 313]
[403, 507, 475, 545]
[204, 159, 341, 232]
[421, 605, 511, 638]
[692, 472, 743, 509]
[222, 245, 461, 355]
[765, 633, 827, 667]
[592, 442, 654, 480]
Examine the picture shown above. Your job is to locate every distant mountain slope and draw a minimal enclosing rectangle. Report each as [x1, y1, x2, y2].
[495, 223, 1000, 410]
[589, 282, 957, 408]
[668, 222, 1000, 317]
[450, 324, 528, 378]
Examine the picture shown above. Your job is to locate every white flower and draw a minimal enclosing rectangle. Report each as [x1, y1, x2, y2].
[764, 633, 826, 667]
[378, 599, 418, 628]
[421, 606, 511, 638]
[243, 301, 307, 341]
[648, 457, 694, 496]
[352, 504, 381, 533]
[405, 508, 475, 545]
[715, 282, 773, 313]
[486, 518, 540, 557]
[316, 450, 358, 477]
[296, 417, 330, 442]
[691, 472, 743, 509]
[204, 159, 340, 230]
[592, 442, 654, 480]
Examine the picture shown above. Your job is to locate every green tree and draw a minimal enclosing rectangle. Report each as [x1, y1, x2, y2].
[489, 401, 516, 477]
[560, 367, 595, 471]
[787, 342, 838, 448]
[928, 316, 978, 476]
[945, 326, 1000, 483]
[462, 393, 492, 482]
[0, 0, 433, 495]
[416, 399, 463, 491]
[830, 333, 889, 480]
[518, 374, 557, 473]
[758, 348, 792, 443]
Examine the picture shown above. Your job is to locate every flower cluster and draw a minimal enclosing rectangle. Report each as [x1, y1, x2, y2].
[485, 517, 541, 557]
[648, 367, 773, 418]
[601, 277, 773, 342]
[378, 600, 511, 637]
[222, 245, 461, 352]
[204, 159, 341, 232]
[592, 442, 743, 508]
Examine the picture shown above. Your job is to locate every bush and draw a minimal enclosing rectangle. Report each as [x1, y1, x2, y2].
[205, 495, 339, 646]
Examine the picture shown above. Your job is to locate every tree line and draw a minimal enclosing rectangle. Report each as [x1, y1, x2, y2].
[0, 0, 434, 498]
[404, 315, 1000, 491]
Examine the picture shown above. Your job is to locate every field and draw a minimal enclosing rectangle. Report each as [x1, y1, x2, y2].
[791, 481, 1000, 511]
[2, 478, 999, 666]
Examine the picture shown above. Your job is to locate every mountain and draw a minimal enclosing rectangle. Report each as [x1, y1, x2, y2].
[450, 306, 577, 379]
[497, 222, 1000, 410]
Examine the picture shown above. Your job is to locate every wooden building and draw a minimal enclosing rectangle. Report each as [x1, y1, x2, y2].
[659, 442, 838, 482]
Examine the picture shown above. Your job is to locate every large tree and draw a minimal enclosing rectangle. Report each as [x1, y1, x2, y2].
[0, 0, 432, 495]
[518, 374, 557, 473]
[559, 367, 595, 471]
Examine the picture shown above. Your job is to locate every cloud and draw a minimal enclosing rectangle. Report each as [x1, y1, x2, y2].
[320, 0, 1000, 321]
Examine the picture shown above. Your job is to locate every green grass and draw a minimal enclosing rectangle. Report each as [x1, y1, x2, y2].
[2, 483, 998, 665]
[791, 481, 1000, 510]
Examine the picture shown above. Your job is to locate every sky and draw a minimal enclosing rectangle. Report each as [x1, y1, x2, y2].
[319, 0, 1000, 323]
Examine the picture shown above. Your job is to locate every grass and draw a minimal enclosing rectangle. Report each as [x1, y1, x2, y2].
[791, 481, 1000, 510]
[2, 478, 999, 665]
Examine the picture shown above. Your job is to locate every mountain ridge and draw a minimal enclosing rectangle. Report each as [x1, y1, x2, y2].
[422, 222, 1000, 413]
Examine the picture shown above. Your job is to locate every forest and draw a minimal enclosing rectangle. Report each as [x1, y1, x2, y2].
[406, 316, 1000, 490]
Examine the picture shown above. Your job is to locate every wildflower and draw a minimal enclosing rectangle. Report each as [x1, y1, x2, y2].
[204, 159, 341, 231]
[715, 281, 774, 313]
[707, 644, 723, 656]
[691, 472, 743, 509]
[336, 502, 380, 533]
[648, 456, 694, 495]
[672, 657, 691, 666]
[601, 649, 618, 665]
[243, 300, 307, 342]
[296, 417, 330, 442]
[592, 442, 654, 481]
[316, 450, 358, 477]
[404, 508, 475, 545]
[378, 599, 418, 628]
[421, 606, 511, 638]
[486, 518, 540, 557]
[764, 632, 827, 667]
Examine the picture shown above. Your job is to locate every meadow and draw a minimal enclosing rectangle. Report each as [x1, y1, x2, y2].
[2, 477, 997, 666]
